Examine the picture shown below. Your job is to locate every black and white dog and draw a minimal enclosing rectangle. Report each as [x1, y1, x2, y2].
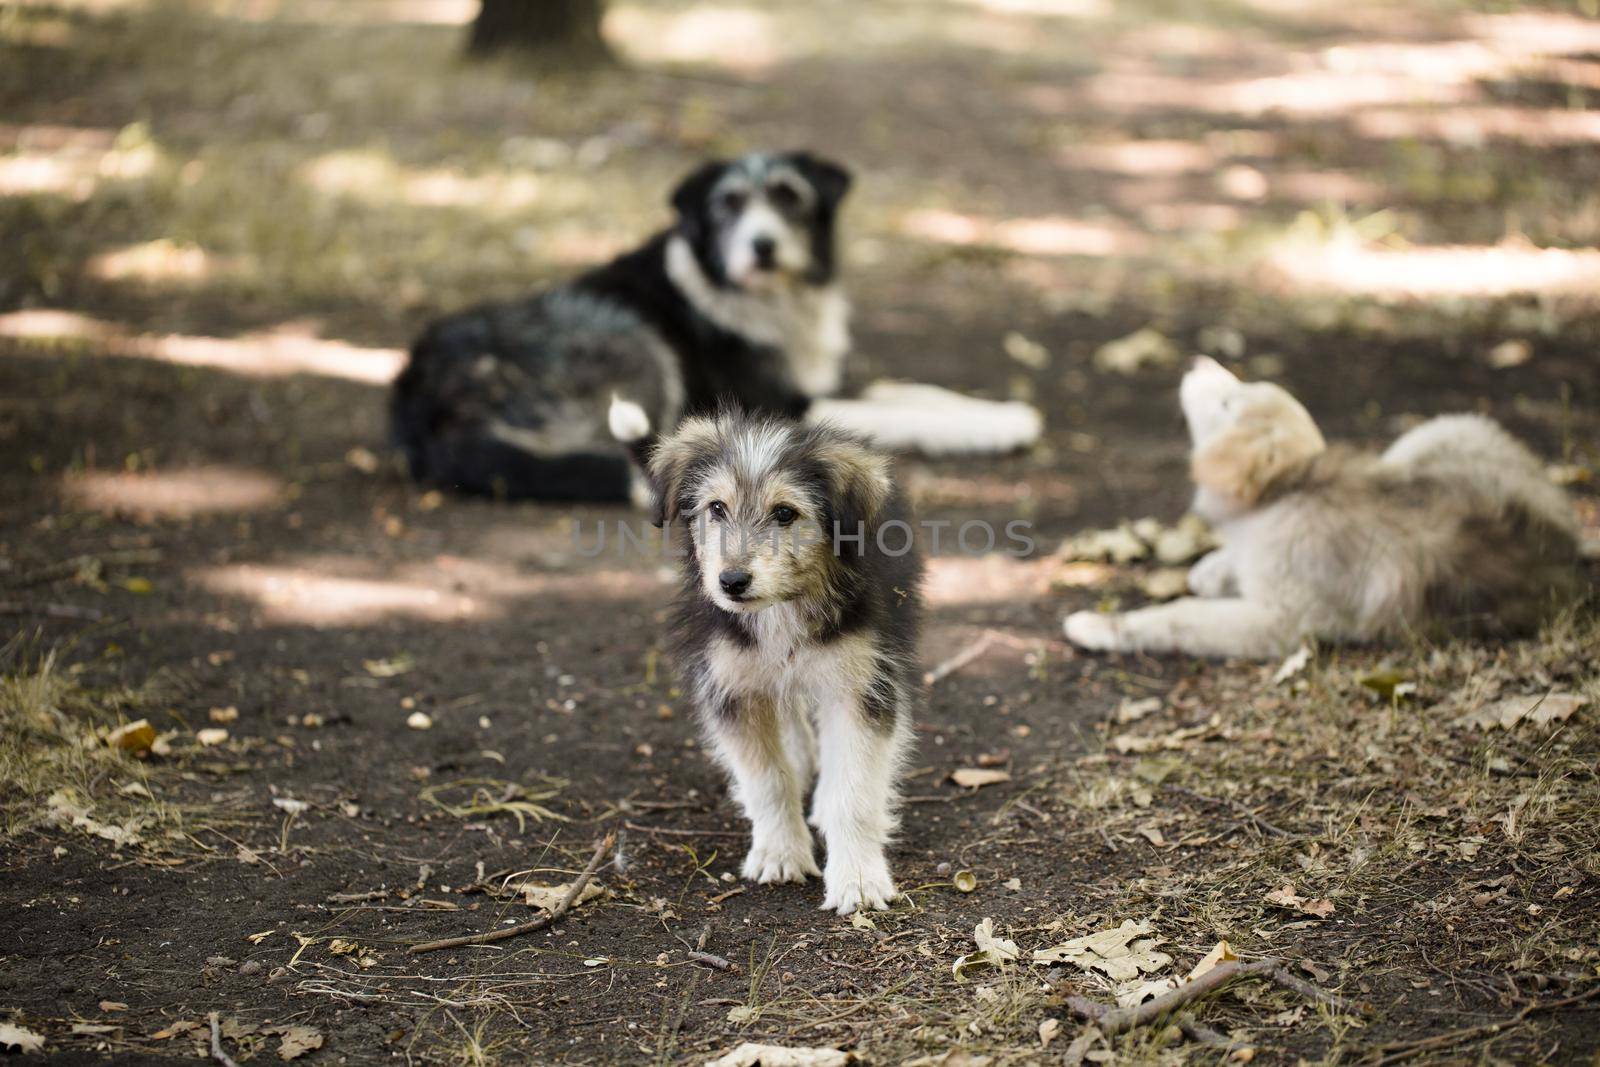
[392, 150, 1041, 501]
[647, 410, 922, 914]
[393, 151, 853, 502]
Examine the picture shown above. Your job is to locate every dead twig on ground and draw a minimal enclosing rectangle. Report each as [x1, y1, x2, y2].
[0, 601, 106, 621]
[924, 630, 1000, 686]
[5, 549, 163, 589]
[1367, 983, 1600, 1065]
[624, 820, 744, 839]
[407, 832, 614, 955]
[207, 1013, 241, 1067]
[1067, 957, 1365, 1038]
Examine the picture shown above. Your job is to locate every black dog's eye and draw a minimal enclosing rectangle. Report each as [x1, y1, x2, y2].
[716, 190, 747, 214]
[767, 182, 802, 211]
[771, 504, 798, 525]
[707, 500, 728, 520]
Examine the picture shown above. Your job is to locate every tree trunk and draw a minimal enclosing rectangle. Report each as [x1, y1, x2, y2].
[468, 0, 611, 65]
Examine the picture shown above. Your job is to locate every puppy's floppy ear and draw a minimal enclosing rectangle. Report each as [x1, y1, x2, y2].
[1191, 411, 1324, 506]
[669, 160, 728, 235]
[818, 433, 892, 554]
[789, 151, 852, 209]
[648, 416, 719, 527]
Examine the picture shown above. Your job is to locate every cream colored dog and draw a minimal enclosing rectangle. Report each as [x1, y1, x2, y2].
[1065, 357, 1584, 659]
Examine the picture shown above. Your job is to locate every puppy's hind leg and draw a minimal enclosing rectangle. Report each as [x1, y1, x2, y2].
[706, 693, 819, 885]
[811, 679, 911, 915]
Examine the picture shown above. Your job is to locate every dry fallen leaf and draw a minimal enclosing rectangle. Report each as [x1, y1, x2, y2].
[47, 790, 145, 847]
[98, 1001, 128, 1013]
[278, 1024, 323, 1061]
[1094, 326, 1180, 375]
[107, 719, 156, 753]
[0, 1023, 45, 1053]
[1038, 1018, 1060, 1049]
[1265, 884, 1335, 918]
[704, 1044, 852, 1067]
[519, 878, 605, 912]
[950, 768, 1011, 789]
[953, 918, 1019, 981]
[1116, 697, 1162, 724]
[1458, 692, 1587, 731]
[1272, 645, 1311, 685]
[1003, 331, 1050, 370]
[1032, 919, 1172, 981]
[1115, 939, 1238, 1007]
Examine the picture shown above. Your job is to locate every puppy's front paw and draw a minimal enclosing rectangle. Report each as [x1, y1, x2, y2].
[741, 837, 820, 885]
[1064, 610, 1123, 651]
[821, 857, 898, 915]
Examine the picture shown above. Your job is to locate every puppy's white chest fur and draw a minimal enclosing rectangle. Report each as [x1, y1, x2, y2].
[666, 235, 849, 398]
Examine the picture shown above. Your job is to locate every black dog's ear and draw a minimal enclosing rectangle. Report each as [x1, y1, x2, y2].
[669, 160, 728, 230]
[648, 416, 720, 527]
[789, 151, 852, 209]
[818, 433, 892, 555]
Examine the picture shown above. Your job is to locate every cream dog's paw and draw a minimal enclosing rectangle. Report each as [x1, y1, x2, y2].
[1064, 610, 1123, 651]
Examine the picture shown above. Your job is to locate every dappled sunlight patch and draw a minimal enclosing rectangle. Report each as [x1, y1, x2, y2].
[65, 467, 287, 520]
[85, 239, 239, 286]
[191, 553, 656, 625]
[0, 311, 404, 385]
[1056, 139, 1216, 176]
[924, 554, 1048, 608]
[1084, 67, 1472, 117]
[1266, 239, 1600, 298]
[1354, 106, 1600, 147]
[1463, 11, 1600, 57]
[193, 564, 482, 625]
[204, 0, 474, 25]
[299, 150, 543, 213]
[0, 309, 119, 343]
[0, 121, 160, 200]
[944, 0, 1108, 17]
[900, 208, 1151, 258]
[607, 4, 782, 74]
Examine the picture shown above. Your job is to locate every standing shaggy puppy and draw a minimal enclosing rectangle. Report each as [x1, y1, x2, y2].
[646, 412, 922, 914]
[1065, 357, 1583, 659]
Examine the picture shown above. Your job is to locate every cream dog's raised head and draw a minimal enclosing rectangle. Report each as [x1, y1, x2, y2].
[1182, 356, 1326, 521]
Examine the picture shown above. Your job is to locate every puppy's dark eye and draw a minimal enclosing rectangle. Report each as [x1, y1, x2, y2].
[716, 190, 747, 214]
[707, 500, 728, 520]
[771, 505, 798, 525]
[768, 182, 802, 211]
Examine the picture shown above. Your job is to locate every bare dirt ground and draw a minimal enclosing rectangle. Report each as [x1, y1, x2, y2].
[2, 0, 1599, 1063]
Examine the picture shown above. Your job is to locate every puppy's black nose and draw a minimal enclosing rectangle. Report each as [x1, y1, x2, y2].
[752, 236, 777, 269]
[719, 568, 752, 597]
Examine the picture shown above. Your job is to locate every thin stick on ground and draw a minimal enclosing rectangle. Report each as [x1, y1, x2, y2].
[0, 601, 106, 621]
[208, 1012, 241, 1067]
[1067, 957, 1364, 1038]
[407, 832, 614, 955]
[923, 630, 999, 686]
[1368, 983, 1600, 1066]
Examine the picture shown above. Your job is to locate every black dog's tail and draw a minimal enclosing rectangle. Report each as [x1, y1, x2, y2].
[607, 394, 658, 472]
